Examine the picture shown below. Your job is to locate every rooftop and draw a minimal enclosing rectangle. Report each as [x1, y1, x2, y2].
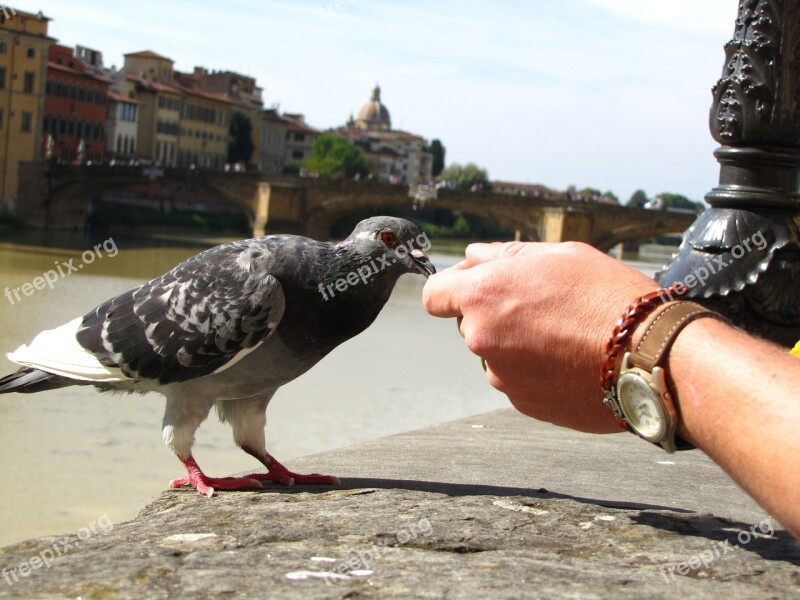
[124, 50, 173, 61]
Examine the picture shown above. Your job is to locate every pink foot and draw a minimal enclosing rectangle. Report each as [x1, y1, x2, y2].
[170, 456, 263, 497]
[242, 448, 340, 487]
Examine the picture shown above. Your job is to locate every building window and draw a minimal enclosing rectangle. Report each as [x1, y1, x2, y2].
[0, 108, 3, 129]
[23, 72, 34, 93]
[26, 47, 34, 59]
[0, 42, 6, 54]
[294, 133, 305, 142]
[292, 150, 304, 159]
[0, 68, 5, 90]
[21, 111, 32, 132]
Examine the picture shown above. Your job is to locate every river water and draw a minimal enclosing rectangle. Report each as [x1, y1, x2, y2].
[0, 231, 660, 547]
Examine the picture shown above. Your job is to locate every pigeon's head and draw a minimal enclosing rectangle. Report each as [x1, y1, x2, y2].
[345, 217, 436, 279]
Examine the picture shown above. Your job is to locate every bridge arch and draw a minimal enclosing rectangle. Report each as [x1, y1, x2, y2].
[304, 190, 541, 241]
[590, 214, 694, 252]
[47, 174, 256, 232]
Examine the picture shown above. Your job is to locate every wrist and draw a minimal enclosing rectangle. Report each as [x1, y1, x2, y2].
[601, 290, 725, 452]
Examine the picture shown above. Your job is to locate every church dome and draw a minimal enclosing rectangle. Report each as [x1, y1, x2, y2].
[356, 84, 391, 130]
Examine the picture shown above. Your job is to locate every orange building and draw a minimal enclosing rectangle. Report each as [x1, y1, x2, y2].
[41, 44, 109, 163]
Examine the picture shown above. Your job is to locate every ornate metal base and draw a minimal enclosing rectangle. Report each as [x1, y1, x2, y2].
[657, 206, 800, 347]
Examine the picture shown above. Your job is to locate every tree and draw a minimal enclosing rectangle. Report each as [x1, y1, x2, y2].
[603, 190, 619, 203]
[627, 189, 648, 208]
[657, 192, 705, 212]
[228, 110, 255, 165]
[429, 139, 445, 177]
[440, 162, 491, 190]
[302, 134, 371, 178]
[579, 187, 602, 198]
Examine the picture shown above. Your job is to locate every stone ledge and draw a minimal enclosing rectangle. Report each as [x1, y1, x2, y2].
[1, 410, 798, 599]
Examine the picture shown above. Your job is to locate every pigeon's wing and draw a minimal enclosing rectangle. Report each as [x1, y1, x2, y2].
[76, 241, 286, 385]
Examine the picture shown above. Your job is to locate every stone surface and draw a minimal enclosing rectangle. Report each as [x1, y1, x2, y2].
[1, 409, 798, 599]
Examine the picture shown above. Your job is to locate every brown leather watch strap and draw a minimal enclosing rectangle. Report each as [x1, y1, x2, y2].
[629, 301, 725, 371]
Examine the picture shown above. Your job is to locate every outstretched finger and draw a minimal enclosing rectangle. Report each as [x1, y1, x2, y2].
[422, 270, 467, 318]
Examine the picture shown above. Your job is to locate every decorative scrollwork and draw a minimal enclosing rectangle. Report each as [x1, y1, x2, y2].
[709, 0, 800, 145]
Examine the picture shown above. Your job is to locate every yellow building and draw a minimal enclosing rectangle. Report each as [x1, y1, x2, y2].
[123, 50, 175, 83]
[176, 87, 231, 170]
[188, 67, 263, 167]
[0, 9, 54, 206]
[123, 51, 231, 169]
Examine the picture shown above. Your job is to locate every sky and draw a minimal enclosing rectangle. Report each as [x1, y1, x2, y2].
[15, 0, 740, 203]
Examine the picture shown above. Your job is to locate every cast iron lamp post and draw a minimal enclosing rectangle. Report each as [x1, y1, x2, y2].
[657, 0, 800, 347]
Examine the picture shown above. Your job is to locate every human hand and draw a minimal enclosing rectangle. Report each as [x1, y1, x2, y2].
[422, 242, 660, 433]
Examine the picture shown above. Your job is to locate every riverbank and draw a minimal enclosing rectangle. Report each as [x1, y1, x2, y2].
[1, 409, 796, 599]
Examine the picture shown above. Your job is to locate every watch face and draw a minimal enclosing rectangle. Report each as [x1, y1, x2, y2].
[617, 373, 666, 440]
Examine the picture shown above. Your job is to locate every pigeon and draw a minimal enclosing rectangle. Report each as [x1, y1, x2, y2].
[0, 216, 435, 496]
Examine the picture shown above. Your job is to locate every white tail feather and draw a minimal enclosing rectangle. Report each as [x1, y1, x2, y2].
[7, 318, 128, 382]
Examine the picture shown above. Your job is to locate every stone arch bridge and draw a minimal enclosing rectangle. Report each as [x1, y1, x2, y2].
[17, 164, 694, 251]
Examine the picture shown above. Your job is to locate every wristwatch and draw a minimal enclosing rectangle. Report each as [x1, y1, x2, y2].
[615, 301, 723, 453]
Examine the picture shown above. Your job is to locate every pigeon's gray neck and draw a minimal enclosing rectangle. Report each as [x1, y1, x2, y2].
[325, 239, 402, 298]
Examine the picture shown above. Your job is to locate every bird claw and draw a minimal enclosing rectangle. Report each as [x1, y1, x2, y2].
[171, 456, 264, 496]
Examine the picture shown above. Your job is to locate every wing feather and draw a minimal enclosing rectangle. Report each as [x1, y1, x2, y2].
[75, 240, 286, 385]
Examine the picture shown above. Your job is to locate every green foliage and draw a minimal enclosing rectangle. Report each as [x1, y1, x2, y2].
[627, 189, 648, 208]
[439, 162, 490, 190]
[603, 190, 618, 203]
[329, 207, 512, 240]
[657, 193, 705, 212]
[302, 134, 371, 178]
[579, 187, 602, 198]
[429, 139, 445, 177]
[228, 110, 255, 165]
[413, 210, 511, 239]
[88, 204, 249, 232]
[0, 209, 24, 229]
[283, 163, 300, 175]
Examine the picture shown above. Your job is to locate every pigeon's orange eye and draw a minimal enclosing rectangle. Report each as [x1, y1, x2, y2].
[380, 230, 397, 246]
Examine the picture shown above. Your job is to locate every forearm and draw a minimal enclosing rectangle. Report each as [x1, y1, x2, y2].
[669, 319, 800, 537]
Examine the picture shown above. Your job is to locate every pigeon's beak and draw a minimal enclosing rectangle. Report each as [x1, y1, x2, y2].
[409, 249, 436, 278]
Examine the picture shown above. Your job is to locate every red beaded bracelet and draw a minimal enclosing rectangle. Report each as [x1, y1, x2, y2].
[600, 284, 681, 429]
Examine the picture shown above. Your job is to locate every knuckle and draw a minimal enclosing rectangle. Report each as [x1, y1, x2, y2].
[485, 367, 505, 391]
[462, 321, 487, 355]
